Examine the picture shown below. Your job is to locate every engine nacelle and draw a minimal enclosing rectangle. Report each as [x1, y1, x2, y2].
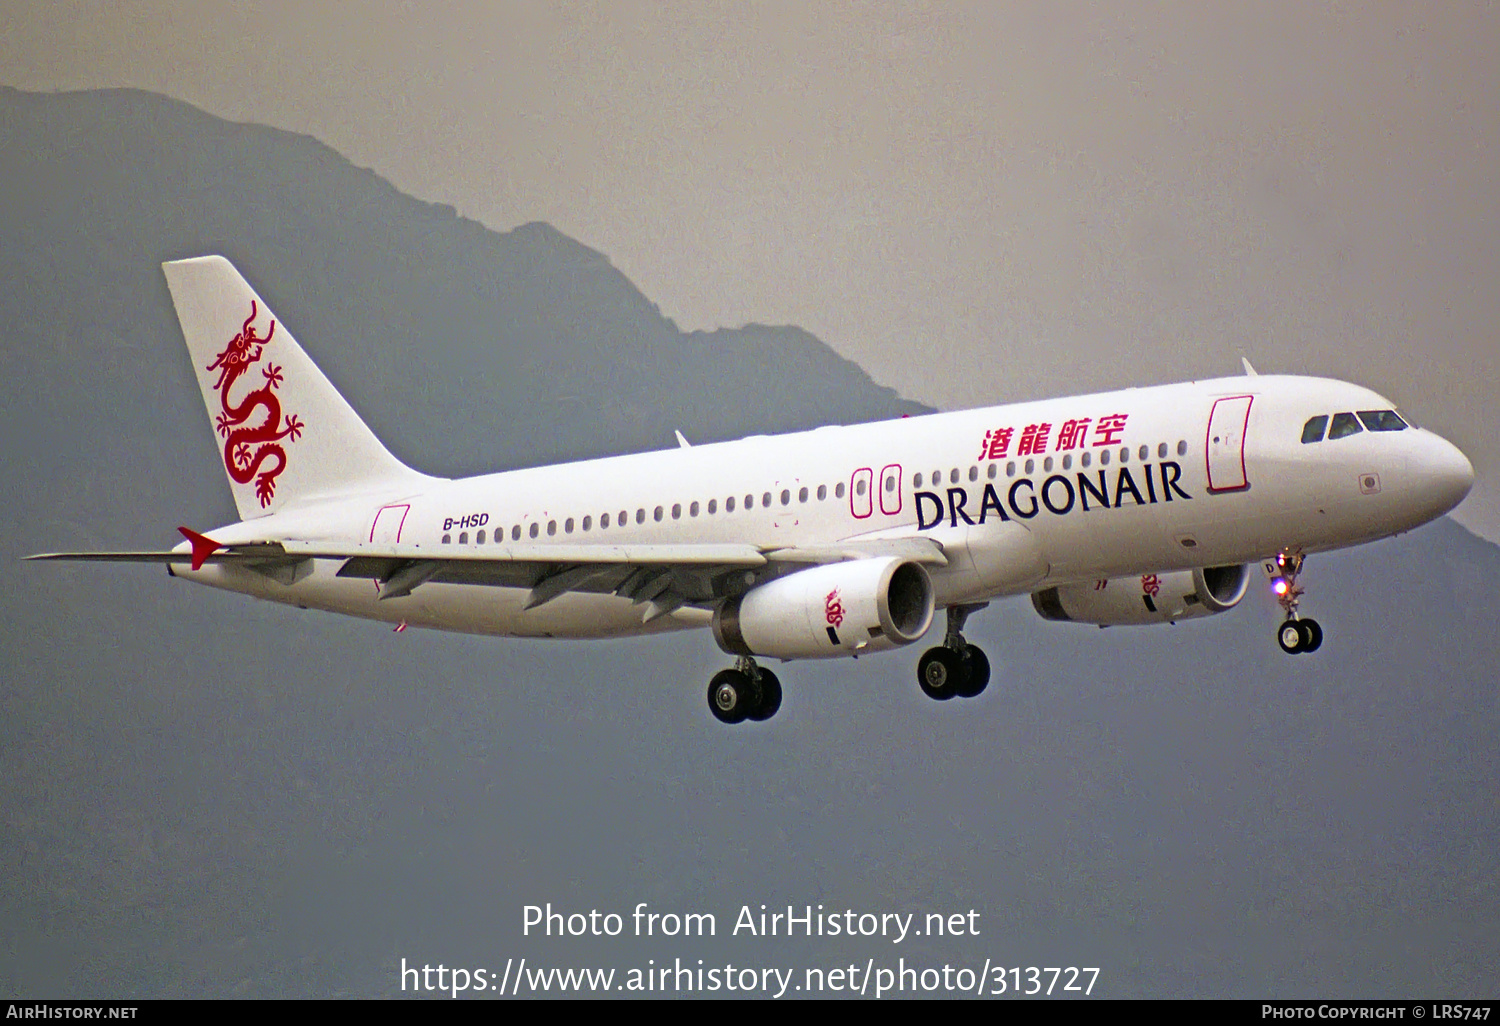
[1031, 564, 1251, 626]
[713, 557, 935, 660]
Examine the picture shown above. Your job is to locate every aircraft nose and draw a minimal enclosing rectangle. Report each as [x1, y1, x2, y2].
[1424, 434, 1475, 516]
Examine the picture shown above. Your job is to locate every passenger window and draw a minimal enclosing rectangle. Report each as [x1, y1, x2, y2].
[1138, 445, 1148, 461]
[1081, 451, 1091, 468]
[744, 494, 754, 509]
[671, 503, 681, 519]
[1006, 461, 1016, 477]
[762, 492, 772, 506]
[817, 485, 827, 500]
[1024, 459, 1034, 474]
[530, 523, 540, 538]
[1301, 415, 1328, 444]
[967, 466, 978, 482]
[913, 473, 923, 488]
[707, 499, 716, 514]
[798, 487, 808, 502]
[564, 518, 574, 533]
[949, 468, 959, 484]
[1101, 450, 1110, 465]
[547, 521, 556, 536]
[512, 525, 521, 541]
[1119, 447, 1129, 463]
[1043, 457, 1054, 472]
[855, 479, 866, 496]
[1358, 410, 1407, 432]
[601, 513, 610, 529]
[1062, 454, 1072, 470]
[442, 533, 451, 544]
[693, 501, 702, 516]
[477, 530, 486, 544]
[583, 516, 591, 531]
[1327, 412, 1363, 439]
[654, 506, 664, 522]
[1158, 443, 1168, 459]
[636, 509, 646, 524]
[458, 532, 468, 544]
[987, 464, 997, 479]
[835, 482, 846, 499]
[780, 489, 790, 505]
[1177, 440, 1188, 456]
[727, 496, 736, 512]
[619, 510, 627, 527]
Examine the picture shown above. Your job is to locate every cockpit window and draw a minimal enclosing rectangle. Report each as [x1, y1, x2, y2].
[1357, 409, 1407, 432]
[1301, 415, 1328, 444]
[1327, 412, 1363, 439]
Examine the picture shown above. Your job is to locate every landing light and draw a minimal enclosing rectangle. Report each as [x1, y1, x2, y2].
[1271, 578, 1289, 596]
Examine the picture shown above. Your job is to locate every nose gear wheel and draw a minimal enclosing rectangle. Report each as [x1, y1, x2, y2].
[1268, 550, 1323, 655]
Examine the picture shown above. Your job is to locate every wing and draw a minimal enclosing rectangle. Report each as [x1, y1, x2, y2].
[28, 534, 949, 623]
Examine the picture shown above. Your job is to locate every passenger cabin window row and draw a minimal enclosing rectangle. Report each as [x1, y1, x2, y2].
[440, 477, 854, 544]
[439, 438, 1204, 544]
[1301, 410, 1407, 444]
[437, 436, 1206, 545]
[910, 439, 1191, 490]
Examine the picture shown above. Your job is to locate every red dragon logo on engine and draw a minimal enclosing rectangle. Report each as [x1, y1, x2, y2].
[206, 301, 305, 507]
[825, 588, 845, 628]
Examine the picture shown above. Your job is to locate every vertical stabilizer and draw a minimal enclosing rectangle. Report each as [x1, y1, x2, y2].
[163, 256, 426, 520]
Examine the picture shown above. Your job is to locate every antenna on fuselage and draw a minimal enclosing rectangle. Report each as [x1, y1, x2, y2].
[1241, 357, 1259, 376]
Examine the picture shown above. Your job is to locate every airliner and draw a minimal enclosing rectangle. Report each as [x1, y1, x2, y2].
[28, 257, 1476, 724]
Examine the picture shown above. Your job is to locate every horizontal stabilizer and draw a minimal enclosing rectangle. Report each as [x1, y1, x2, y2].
[26, 551, 202, 564]
[25, 544, 296, 566]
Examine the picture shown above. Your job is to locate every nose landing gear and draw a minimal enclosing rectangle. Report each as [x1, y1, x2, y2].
[917, 604, 991, 701]
[1268, 551, 1323, 654]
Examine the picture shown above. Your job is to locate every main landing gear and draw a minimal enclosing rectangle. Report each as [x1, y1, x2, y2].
[707, 656, 783, 724]
[917, 604, 991, 701]
[1269, 550, 1323, 655]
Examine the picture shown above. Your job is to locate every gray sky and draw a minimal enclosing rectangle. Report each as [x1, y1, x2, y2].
[5, 1, 1496, 540]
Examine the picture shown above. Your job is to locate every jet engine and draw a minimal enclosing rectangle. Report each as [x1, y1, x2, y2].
[713, 557, 935, 660]
[1031, 564, 1250, 626]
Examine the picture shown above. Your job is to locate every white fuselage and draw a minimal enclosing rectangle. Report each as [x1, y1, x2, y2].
[175, 374, 1474, 644]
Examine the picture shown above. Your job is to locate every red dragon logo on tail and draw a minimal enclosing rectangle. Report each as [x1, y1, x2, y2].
[206, 301, 305, 507]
